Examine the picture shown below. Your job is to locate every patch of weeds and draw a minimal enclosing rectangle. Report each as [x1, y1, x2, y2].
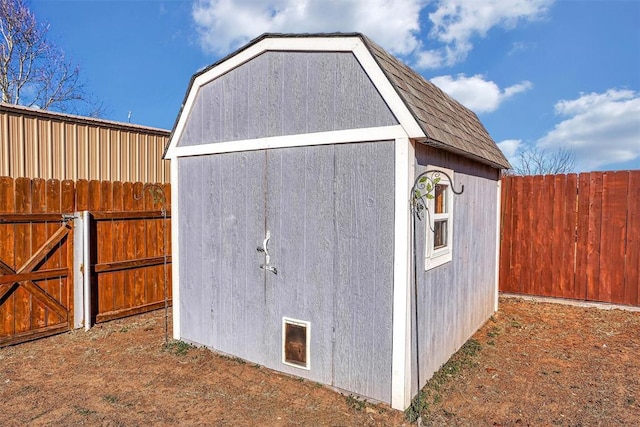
[218, 354, 246, 364]
[19, 385, 39, 395]
[509, 319, 524, 329]
[345, 393, 367, 411]
[163, 340, 192, 356]
[232, 356, 246, 365]
[487, 326, 501, 338]
[461, 339, 481, 357]
[487, 340, 496, 346]
[119, 326, 130, 333]
[405, 390, 428, 423]
[406, 338, 483, 423]
[490, 315, 497, 323]
[75, 406, 96, 416]
[103, 394, 119, 405]
[626, 397, 636, 406]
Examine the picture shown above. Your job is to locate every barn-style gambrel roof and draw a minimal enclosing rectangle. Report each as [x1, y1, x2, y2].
[166, 33, 510, 169]
[361, 35, 510, 169]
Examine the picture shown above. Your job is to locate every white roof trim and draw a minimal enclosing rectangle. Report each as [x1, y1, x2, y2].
[166, 125, 406, 158]
[165, 35, 425, 159]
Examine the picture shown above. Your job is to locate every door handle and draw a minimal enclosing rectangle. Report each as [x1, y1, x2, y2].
[257, 230, 277, 274]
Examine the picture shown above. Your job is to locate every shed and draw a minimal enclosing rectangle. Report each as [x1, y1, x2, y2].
[163, 33, 510, 410]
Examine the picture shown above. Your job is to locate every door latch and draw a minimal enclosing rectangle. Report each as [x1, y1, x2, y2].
[257, 230, 277, 274]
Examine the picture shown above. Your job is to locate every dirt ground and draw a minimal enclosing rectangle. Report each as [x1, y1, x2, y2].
[1, 297, 638, 426]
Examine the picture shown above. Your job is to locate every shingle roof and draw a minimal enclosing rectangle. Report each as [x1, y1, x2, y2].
[360, 36, 511, 169]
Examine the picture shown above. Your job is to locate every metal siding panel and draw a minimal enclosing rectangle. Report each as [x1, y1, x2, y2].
[1, 106, 169, 182]
[333, 140, 395, 403]
[0, 112, 9, 176]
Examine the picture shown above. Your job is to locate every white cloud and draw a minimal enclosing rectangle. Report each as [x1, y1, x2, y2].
[537, 89, 640, 170]
[424, 0, 553, 67]
[430, 74, 532, 113]
[497, 139, 522, 163]
[192, 0, 422, 56]
[191, 0, 553, 69]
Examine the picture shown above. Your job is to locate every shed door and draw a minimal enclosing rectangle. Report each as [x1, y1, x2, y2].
[261, 146, 336, 385]
[179, 142, 394, 402]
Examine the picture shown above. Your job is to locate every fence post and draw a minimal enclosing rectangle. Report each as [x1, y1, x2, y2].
[73, 210, 92, 330]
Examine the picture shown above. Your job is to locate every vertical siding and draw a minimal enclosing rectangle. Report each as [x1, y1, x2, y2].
[0, 104, 170, 182]
[177, 52, 398, 147]
[265, 145, 336, 384]
[411, 144, 500, 395]
[176, 141, 395, 404]
[333, 141, 395, 403]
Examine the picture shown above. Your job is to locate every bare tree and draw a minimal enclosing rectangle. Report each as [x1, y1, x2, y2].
[0, 0, 102, 115]
[509, 146, 576, 176]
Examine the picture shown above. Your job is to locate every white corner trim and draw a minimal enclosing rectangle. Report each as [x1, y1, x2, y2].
[167, 125, 406, 158]
[165, 35, 426, 159]
[391, 137, 414, 410]
[494, 179, 502, 312]
[170, 161, 181, 339]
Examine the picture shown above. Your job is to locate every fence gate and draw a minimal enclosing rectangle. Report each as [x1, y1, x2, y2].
[0, 214, 74, 346]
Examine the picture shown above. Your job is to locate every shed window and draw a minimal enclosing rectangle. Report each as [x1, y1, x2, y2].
[425, 167, 454, 270]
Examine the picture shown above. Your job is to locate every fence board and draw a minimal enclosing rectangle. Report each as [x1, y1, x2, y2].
[625, 171, 640, 306]
[99, 181, 114, 316]
[32, 179, 48, 329]
[14, 178, 31, 334]
[563, 174, 578, 299]
[0, 175, 173, 345]
[500, 171, 639, 307]
[585, 173, 603, 302]
[112, 182, 125, 311]
[600, 172, 629, 304]
[0, 177, 15, 338]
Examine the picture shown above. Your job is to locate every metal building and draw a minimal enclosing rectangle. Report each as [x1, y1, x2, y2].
[163, 33, 510, 410]
[1, 103, 170, 183]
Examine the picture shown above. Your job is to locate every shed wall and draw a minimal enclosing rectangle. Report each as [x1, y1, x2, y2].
[176, 141, 395, 403]
[177, 52, 398, 147]
[0, 105, 170, 182]
[411, 144, 500, 395]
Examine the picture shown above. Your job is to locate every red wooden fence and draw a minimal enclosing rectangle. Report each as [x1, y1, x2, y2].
[500, 171, 639, 306]
[0, 177, 171, 346]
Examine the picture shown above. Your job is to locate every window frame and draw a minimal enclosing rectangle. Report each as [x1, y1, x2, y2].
[424, 166, 454, 270]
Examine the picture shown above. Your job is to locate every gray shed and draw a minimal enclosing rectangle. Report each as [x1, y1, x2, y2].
[163, 33, 510, 410]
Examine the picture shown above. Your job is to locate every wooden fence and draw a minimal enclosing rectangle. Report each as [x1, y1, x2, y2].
[499, 170, 639, 306]
[0, 177, 171, 346]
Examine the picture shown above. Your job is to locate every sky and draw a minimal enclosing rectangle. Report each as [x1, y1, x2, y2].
[28, 0, 640, 172]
